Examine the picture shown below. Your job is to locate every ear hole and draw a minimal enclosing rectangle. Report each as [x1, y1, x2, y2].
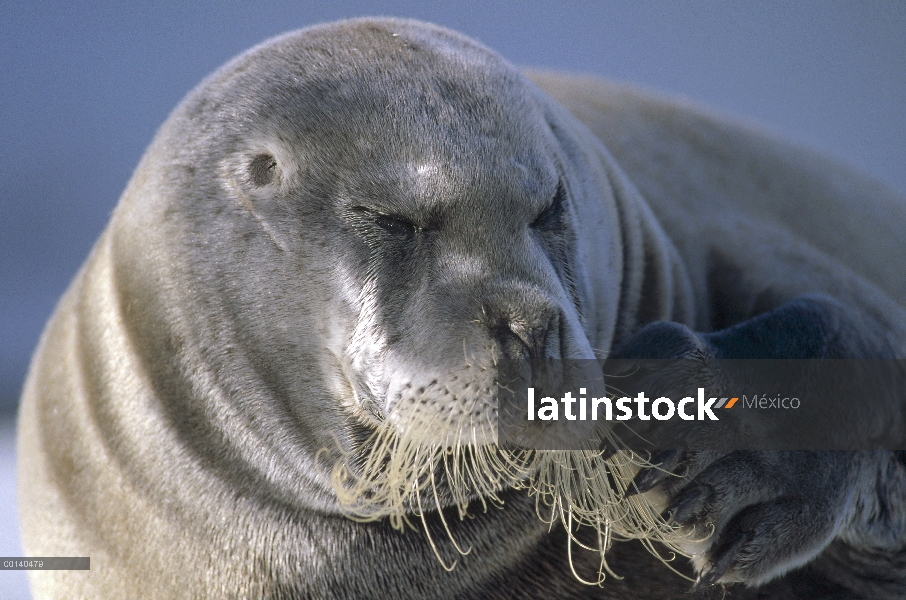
[249, 153, 278, 186]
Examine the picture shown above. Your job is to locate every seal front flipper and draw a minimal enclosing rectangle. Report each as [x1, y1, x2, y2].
[610, 299, 906, 595]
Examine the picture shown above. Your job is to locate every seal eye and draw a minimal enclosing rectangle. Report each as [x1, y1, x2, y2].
[350, 206, 418, 240]
[373, 213, 417, 239]
[531, 181, 566, 229]
[249, 153, 278, 186]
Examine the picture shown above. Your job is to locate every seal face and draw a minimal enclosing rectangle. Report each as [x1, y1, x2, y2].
[18, 17, 906, 599]
[212, 22, 613, 449]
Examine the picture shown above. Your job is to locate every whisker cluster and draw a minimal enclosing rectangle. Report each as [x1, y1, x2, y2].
[330, 410, 696, 582]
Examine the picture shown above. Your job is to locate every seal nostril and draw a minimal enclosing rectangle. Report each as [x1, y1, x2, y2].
[491, 320, 552, 360]
[483, 291, 561, 360]
[521, 324, 549, 358]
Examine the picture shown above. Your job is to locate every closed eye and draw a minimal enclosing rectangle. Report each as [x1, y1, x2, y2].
[352, 207, 417, 239]
[530, 181, 566, 229]
[374, 213, 416, 238]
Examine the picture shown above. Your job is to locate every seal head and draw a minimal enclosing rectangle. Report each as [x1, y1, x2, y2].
[129, 19, 658, 456]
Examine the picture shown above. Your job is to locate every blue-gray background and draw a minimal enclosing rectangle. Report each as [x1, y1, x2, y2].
[1, 2, 905, 597]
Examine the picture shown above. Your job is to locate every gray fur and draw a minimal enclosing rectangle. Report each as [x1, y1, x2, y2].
[17, 17, 906, 598]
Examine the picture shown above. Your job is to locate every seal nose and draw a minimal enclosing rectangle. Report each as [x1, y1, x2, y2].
[489, 310, 560, 360]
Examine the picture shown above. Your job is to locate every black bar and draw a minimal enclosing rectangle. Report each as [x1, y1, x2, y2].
[497, 359, 906, 451]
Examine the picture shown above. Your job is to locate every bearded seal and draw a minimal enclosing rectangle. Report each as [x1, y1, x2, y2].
[18, 17, 906, 599]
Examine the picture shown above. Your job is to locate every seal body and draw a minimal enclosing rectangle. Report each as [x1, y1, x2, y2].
[18, 18, 906, 599]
